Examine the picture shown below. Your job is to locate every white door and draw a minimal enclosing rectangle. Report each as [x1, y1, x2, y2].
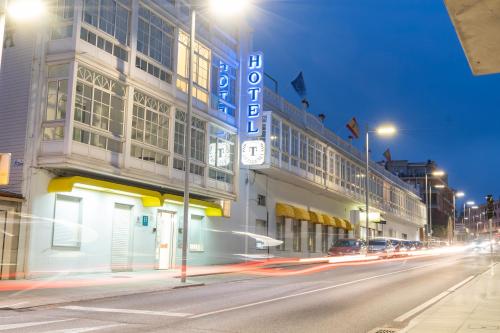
[111, 204, 132, 271]
[156, 211, 175, 270]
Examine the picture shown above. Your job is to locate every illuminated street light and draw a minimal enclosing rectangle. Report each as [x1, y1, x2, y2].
[210, 0, 249, 16]
[425, 169, 445, 238]
[364, 124, 397, 243]
[434, 184, 445, 189]
[431, 170, 445, 177]
[467, 201, 475, 205]
[7, 0, 45, 21]
[456, 191, 465, 197]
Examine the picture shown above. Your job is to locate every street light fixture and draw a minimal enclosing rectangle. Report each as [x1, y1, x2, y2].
[180, 0, 248, 283]
[452, 191, 465, 243]
[364, 124, 397, 243]
[424, 169, 445, 238]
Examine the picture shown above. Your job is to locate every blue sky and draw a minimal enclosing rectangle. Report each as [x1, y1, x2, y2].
[250, 0, 500, 205]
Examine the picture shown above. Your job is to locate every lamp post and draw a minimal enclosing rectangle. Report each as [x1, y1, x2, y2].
[0, 0, 45, 70]
[424, 170, 445, 239]
[180, 0, 248, 283]
[364, 124, 396, 244]
[453, 191, 465, 243]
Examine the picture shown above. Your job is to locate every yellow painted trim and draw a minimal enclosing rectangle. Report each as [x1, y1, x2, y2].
[343, 219, 353, 231]
[309, 211, 324, 224]
[276, 203, 295, 218]
[48, 176, 162, 207]
[293, 207, 310, 221]
[322, 215, 334, 226]
[161, 194, 223, 217]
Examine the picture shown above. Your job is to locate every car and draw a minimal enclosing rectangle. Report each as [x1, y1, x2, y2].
[328, 239, 367, 256]
[367, 238, 395, 258]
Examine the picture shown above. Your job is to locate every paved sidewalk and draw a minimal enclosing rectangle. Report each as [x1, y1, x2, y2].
[404, 261, 500, 333]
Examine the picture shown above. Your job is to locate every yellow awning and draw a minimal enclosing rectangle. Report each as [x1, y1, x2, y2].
[322, 215, 334, 226]
[161, 194, 223, 217]
[276, 203, 295, 218]
[343, 219, 353, 231]
[293, 207, 310, 221]
[309, 211, 324, 224]
[48, 176, 162, 207]
[332, 217, 344, 229]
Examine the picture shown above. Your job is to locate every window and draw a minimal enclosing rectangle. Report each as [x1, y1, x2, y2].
[189, 215, 204, 252]
[308, 222, 316, 252]
[308, 139, 315, 173]
[52, 195, 82, 248]
[276, 217, 285, 251]
[211, 57, 236, 116]
[177, 30, 210, 104]
[135, 57, 172, 83]
[80, 27, 129, 61]
[83, 0, 130, 45]
[73, 66, 126, 153]
[208, 125, 235, 184]
[51, 0, 74, 40]
[292, 220, 301, 252]
[44, 64, 69, 140]
[137, 5, 174, 69]
[291, 129, 299, 167]
[173, 110, 206, 175]
[257, 194, 266, 206]
[281, 123, 290, 163]
[300, 133, 307, 170]
[131, 91, 169, 156]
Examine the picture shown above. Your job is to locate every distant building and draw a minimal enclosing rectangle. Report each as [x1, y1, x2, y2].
[384, 160, 454, 239]
[467, 198, 500, 238]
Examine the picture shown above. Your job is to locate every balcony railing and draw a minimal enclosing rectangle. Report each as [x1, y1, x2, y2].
[263, 87, 419, 196]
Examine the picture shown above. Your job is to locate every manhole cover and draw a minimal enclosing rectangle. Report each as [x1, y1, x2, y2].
[368, 328, 399, 333]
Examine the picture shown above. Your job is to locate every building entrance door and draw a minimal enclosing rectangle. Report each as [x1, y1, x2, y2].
[111, 204, 132, 271]
[156, 211, 176, 270]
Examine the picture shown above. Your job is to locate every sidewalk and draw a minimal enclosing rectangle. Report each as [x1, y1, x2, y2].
[404, 261, 500, 333]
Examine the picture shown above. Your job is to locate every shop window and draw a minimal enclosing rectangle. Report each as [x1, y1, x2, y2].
[52, 195, 82, 248]
[189, 215, 204, 252]
[292, 219, 301, 252]
[308, 222, 316, 252]
[276, 217, 285, 251]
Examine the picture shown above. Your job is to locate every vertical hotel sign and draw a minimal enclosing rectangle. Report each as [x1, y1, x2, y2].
[241, 52, 266, 166]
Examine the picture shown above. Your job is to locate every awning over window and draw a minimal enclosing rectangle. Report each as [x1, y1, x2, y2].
[309, 211, 324, 224]
[48, 176, 162, 207]
[276, 203, 295, 218]
[161, 194, 223, 217]
[47, 176, 224, 216]
[293, 207, 310, 221]
[343, 219, 353, 231]
[322, 215, 335, 226]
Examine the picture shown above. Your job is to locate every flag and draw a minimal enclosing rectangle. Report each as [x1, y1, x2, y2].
[346, 117, 360, 139]
[291, 72, 307, 98]
[383, 148, 392, 161]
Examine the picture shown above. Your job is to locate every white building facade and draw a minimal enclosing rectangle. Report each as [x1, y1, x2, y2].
[231, 88, 427, 258]
[0, 0, 253, 278]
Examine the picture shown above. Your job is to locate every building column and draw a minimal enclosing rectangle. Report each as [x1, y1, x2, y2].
[301, 220, 308, 257]
[315, 223, 322, 254]
[284, 218, 293, 253]
[327, 226, 334, 248]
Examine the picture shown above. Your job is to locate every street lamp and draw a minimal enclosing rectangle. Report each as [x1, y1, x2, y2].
[364, 124, 396, 243]
[0, 0, 45, 70]
[424, 170, 445, 238]
[452, 191, 465, 242]
[180, 0, 248, 283]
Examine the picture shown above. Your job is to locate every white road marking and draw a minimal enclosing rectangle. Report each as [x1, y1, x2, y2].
[190, 263, 438, 319]
[44, 323, 126, 333]
[0, 319, 75, 331]
[394, 275, 475, 322]
[60, 306, 191, 317]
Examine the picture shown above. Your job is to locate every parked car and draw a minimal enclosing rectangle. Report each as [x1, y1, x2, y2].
[328, 239, 367, 256]
[367, 238, 395, 258]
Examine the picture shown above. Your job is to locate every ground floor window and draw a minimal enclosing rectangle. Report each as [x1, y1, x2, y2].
[276, 217, 285, 250]
[189, 215, 204, 252]
[52, 195, 82, 248]
[255, 219, 267, 250]
[321, 225, 329, 252]
[308, 222, 316, 252]
[292, 219, 301, 252]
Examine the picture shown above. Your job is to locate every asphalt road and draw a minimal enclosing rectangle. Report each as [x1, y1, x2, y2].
[0, 252, 496, 333]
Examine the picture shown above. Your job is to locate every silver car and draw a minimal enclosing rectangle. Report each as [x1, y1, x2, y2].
[367, 238, 395, 258]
